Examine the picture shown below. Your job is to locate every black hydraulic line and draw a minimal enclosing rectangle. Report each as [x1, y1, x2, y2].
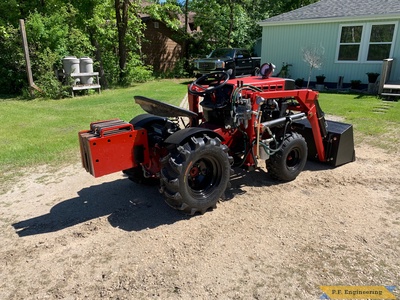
[233, 128, 254, 168]
[261, 112, 306, 129]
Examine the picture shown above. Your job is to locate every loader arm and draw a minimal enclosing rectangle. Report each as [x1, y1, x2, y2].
[251, 89, 327, 162]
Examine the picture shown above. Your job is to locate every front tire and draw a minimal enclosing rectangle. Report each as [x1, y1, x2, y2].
[160, 134, 232, 215]
[266, 132, 307, 181]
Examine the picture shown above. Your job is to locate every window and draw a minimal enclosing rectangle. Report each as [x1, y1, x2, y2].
[210, 49, 235, 58]
[338, 26, 363, 61]
[367, 24, 395, 60]
[153, 22, 159, 29]
[337, 22, 397, 63]
[235, 50, 251, 59]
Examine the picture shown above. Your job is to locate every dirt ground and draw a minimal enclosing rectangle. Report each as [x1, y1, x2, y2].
[1, 125, 400, 299]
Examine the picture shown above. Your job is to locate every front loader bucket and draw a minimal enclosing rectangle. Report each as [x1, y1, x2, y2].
[79, 119, 149, 177]
[294, 119, 355, 167]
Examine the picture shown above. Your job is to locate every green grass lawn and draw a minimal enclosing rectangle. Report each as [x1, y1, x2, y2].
[0, 79, 190, 177]
[1, 81, 399, 187]
[318, 92, 400, 150]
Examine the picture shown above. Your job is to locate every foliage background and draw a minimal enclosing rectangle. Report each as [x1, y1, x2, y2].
[0, 0, 317, 98]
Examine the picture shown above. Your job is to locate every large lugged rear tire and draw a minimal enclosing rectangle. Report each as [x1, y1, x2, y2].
[160, 134, 232, 215]
[266, 132, 307, 181]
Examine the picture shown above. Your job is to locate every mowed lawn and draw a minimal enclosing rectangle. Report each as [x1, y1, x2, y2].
[0, 79, 399, 186]
[0, 79, 189, 177]
[318, 92, 399, 150]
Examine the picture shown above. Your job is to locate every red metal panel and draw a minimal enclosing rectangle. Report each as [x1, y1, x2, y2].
[228, 76, 288, 89]
[250, 89, 327, 162]
[79, 120, 149, 177]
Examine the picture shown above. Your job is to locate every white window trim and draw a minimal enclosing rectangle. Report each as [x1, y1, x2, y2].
[335, 21, 398, 64]
[154, 22, 159, 29]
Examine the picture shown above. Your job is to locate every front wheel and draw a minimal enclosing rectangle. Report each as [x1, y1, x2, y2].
[160, 134, 232, 215]
[266, 132, 307, 181]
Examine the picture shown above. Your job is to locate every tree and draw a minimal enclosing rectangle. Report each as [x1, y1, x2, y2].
[302, 44, 325, 88]
[0, 24, 26, 94]
[189, 0, 270, 55]
[190, 0, 246, 52]
[189, 0, 319, 57]
[115, 0, 130, 83]
[113, 0, 184, 84]
[268, 0, 319, 16]
[0, 0, 322, 96]
[68, 0, 113, 88]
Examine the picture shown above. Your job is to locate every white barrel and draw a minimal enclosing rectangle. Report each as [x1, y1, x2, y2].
[79, 57, 94, 84]
[62, 56, 80, 84]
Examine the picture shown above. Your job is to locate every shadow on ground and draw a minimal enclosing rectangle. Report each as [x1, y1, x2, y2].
[12, 160, 332, 237]
[12, 178, 189, 237]
[223, 160, 333, 200]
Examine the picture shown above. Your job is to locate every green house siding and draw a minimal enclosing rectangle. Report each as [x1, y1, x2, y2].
[261, 20, 400, 86]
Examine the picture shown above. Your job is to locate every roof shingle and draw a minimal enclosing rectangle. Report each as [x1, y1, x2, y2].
[261, 0, 400, 23]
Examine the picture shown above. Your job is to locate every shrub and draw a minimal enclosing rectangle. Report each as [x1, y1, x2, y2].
[0, 25, 26, 94]
[119, 54, 154, 86]
[36, 72, 70, 99]
[155, 58, 190, 79]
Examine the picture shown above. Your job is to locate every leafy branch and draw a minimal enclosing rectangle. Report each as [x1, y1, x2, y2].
[302, 44, 325, 88]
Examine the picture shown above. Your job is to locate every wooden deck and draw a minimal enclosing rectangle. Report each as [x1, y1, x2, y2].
[381, 81, 400, 98]
[383, 81, 400, 89]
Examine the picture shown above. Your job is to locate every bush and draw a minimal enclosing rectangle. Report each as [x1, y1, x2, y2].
[0, 25, 26, 94]
[119, 55, 154, 86]
[155, 58, 190, 79]
[36, 72, 71, 99]
[0, 5, 155, 97]
[18, 8, 94, 99]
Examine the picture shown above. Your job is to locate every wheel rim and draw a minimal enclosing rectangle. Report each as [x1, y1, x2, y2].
[286, 147, 301, 169]
[187, 157, 221, 197]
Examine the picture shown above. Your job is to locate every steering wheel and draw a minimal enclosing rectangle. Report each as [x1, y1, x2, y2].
[189, 72, 230, 96]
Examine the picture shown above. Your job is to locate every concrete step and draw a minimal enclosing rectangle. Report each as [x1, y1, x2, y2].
[381, 92, 400, 97]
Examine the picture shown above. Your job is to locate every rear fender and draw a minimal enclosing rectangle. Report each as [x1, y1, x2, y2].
[129, 114, 167, 128]
[164, 127, 224, 146]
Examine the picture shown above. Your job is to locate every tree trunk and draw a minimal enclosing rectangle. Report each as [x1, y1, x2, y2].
[115, 0, 130, 83]
[226, 2, 234, 48]
[90, 33, 109, 89]
[184, 0, 189, 70]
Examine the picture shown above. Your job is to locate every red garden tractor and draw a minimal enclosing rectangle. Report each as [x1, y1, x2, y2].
[79, 69, 355, 214]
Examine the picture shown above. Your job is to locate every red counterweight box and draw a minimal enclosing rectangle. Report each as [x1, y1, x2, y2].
[79, 119, 149, 177]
